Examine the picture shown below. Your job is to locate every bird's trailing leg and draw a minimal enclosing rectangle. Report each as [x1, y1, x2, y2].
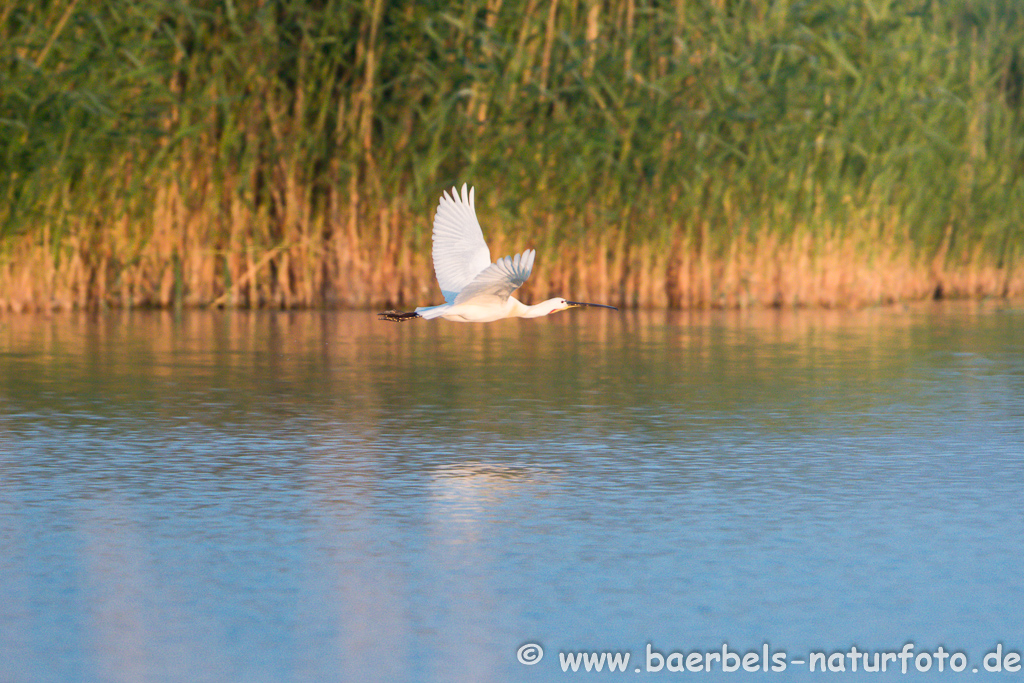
[378, 309, 421, 322]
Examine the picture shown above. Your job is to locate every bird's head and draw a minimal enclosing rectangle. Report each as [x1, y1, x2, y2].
[529, 297, 618, 317]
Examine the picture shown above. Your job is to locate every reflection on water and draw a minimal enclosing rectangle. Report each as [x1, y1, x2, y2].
[1, 303, 1022, 681]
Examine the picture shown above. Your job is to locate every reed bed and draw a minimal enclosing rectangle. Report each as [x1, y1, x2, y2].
[2, 0, 1022, 311]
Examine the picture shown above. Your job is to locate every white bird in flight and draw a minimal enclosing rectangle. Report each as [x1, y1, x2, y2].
[379, 184, 617, 323]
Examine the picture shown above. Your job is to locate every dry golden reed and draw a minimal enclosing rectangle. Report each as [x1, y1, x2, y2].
[2, 201, 1021, 313]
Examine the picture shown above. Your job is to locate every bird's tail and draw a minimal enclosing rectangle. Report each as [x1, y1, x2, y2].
[414, 303, 450, 319]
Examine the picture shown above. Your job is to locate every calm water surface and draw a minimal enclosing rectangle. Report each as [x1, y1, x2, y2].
[1, 304, 1022, 681]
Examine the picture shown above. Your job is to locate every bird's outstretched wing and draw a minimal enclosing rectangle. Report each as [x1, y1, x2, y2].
[454, 249, 536, 305]
[432, 184, 492, 302]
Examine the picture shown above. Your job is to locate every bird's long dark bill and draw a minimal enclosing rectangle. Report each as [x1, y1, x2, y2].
[566, 301, 618, 310]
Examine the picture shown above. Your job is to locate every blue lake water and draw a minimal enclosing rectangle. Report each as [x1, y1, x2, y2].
[1, 303, 1022, 681]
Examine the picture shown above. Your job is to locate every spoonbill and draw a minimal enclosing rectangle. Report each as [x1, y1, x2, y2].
[378, 185, 617, 323]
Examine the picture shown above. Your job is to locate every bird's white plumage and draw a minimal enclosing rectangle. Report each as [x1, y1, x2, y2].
[454, 249, 536, 305]
[431, 185, 492, 302]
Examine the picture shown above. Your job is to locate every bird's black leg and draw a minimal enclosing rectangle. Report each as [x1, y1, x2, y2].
[378, 310, 421, 322]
